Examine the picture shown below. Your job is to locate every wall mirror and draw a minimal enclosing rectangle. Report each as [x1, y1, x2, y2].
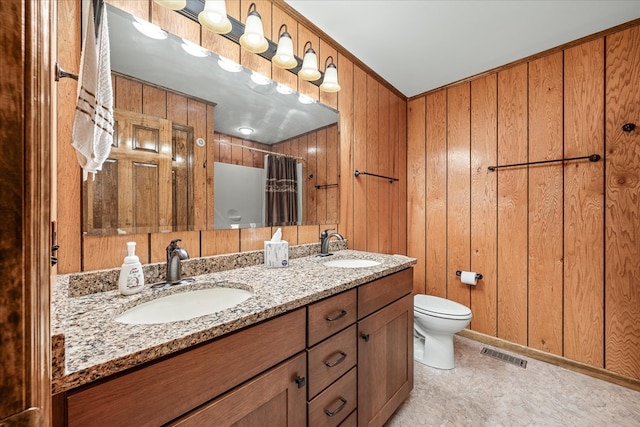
[82, 4, 340, 235]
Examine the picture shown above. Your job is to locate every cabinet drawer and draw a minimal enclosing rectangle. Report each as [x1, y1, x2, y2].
[170, 353, 307, 426]
[308, 289, 357, 346]
[358, 268, 413, 319]
[308, 324, 357, 399]
[308, 367, 357, 427]
[66, 309, 306, 427]
[339, 410, 357, 427]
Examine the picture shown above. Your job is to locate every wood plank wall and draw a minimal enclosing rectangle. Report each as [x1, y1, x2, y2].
[55, 0, 407, 273]
[407, 23, 640, 380]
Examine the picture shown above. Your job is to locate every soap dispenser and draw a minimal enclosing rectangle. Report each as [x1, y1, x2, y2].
[118, 241, 145, 295]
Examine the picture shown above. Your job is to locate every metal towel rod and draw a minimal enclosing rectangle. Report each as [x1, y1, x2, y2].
[354, 170, 399, 183]
[488, 154, 600, 172]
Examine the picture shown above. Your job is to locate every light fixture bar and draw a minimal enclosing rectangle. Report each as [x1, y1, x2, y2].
[177, 0, 326, 85]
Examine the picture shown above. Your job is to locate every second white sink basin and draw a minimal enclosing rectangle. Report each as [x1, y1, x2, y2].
[323, 259, 381, 268]
[115, 287, 253, 325]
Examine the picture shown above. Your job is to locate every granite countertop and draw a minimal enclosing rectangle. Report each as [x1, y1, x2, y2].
[51, 249, 416, 393]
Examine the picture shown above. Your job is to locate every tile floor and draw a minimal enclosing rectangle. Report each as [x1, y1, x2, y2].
[385, 336, 640, 426]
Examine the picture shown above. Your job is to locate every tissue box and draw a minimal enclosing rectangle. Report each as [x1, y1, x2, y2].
[264, 240, 289, 268]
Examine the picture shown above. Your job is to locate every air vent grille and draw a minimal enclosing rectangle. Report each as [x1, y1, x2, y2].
[481, 347, 527, 368]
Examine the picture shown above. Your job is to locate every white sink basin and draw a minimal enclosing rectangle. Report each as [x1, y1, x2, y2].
[115, 287, 253, 324]
[323, 259, 381, 268]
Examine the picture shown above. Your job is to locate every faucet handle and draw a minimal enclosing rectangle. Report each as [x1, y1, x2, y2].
[168, 239, 182, 250]
[321, 228, 335, 238]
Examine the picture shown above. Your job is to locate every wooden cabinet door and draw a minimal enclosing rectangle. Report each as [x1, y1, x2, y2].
[357, 294, 413, 427]
[85, 109, 172, 234]
[170, 353, 307, 427]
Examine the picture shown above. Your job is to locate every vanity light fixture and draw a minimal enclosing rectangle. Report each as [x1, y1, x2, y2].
[153, 0, 186, 10]
[181, 38, 208, 57]
[132, 17, 168, 40]
[218, 57, 242, 72]
[298, 41, 321, 81]
[198, 0, 232, 34]
[239, 3, 268, 53]
[319, 56, 341, 92]
[238, 127, 254, 135]
[272, 24, 298, 69]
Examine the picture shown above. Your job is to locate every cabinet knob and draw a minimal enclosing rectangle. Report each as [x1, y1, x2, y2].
[294, 375, 306, 389]
[622, 123, 636, 133]
[360, 332, 370, 342]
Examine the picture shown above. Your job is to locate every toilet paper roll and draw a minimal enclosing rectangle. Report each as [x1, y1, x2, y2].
[460, 271, 478, 286]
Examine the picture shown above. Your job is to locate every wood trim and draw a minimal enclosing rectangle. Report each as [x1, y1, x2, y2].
[409, 17, 640, 101]
[458, 329, 640, 393]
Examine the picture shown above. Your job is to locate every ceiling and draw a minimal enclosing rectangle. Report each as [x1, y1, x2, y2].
[284, 0, 640, 97]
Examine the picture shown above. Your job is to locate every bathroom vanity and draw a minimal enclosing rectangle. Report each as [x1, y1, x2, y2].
[51, 249, 415, 426]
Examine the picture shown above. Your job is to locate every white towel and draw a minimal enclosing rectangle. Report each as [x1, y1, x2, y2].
[71, 0, 114, 180]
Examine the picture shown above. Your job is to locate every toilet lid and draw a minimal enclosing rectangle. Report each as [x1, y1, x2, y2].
[414, 294, 472, 318]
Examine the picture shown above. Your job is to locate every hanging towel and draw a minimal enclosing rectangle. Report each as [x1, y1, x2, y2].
[71, 0, 114, 180]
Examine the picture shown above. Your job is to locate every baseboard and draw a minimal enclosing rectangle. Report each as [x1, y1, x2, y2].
[457, 329, 640, 393]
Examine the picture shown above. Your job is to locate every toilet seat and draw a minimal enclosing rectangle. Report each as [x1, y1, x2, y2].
[414, 295, 472, 320]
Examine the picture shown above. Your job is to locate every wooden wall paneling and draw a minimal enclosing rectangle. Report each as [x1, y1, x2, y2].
[240, 227, 272, 251]
[398, 96, 408, 255]
[241, 140, 253, 167]
[151, 1, 200, 44]
[142, 84, 168, 119]
[407, 97, 426, 295]
[316, 128, 328, 223]
[319, 40, 338, 110]
[201, 0, 240, 63]
[83, 234, 149, 271]
[389, 92, 401, 254]
[270, 5, 298, 91]
[337, 53, 354, 243]
[150, 230, 200, 263]
[201, 229, 240, 256]
[564, 38, 605, 367]
[352, 66, 368, 250]
[188, 99, 208, 231]
[115, 75, 143, 114]
[425, 90, 447, 298]
[470, 74, 498, 336]
[297, 224, 320, 244]
[446, 83, 471, 306]
[306, 133, 318, 223]
[365, 76, 380, 253]
[276, 225, 298, 245]
[206, 105, 215, 229]
[326, 125, 339, 224]
[240, 0, 272, 77]
[296, 24, 320, 100]
[231, 136, 244, 164]
[605, 26, 640, 379]
[57, 0, 82, 273]
[106, 0, 149, 20]
[497, 63, 528, 345]
[216, 134, 232, 163]
[527, 52, 564, 355]
[167, 92, 188, 125]
[378, 86, 392, 254]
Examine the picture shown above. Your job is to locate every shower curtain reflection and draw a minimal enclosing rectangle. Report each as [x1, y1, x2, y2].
[265, 155, 299, 226]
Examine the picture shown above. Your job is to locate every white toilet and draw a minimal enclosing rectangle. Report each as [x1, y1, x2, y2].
[413, 294, 472, 369]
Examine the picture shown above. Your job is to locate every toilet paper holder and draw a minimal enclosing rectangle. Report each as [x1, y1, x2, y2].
[456, 270, 483, 280]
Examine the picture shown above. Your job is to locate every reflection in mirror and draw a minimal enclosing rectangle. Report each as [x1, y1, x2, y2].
[83, 5, 340, 235]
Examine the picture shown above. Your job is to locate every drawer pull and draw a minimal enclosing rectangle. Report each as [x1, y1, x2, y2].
[324, 351, 347, 367]
[295, 375, 306, 388]
[325, 309, 347, 322]
[361, 332, 370, 342]
[324, 397, 347, 417]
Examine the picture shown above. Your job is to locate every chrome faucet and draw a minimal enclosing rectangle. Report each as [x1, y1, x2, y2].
[319, 228, 344, 256]
[166, 239, 189, 284]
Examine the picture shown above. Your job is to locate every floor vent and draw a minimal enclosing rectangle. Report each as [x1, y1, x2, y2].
[481, 347, 527, 368]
